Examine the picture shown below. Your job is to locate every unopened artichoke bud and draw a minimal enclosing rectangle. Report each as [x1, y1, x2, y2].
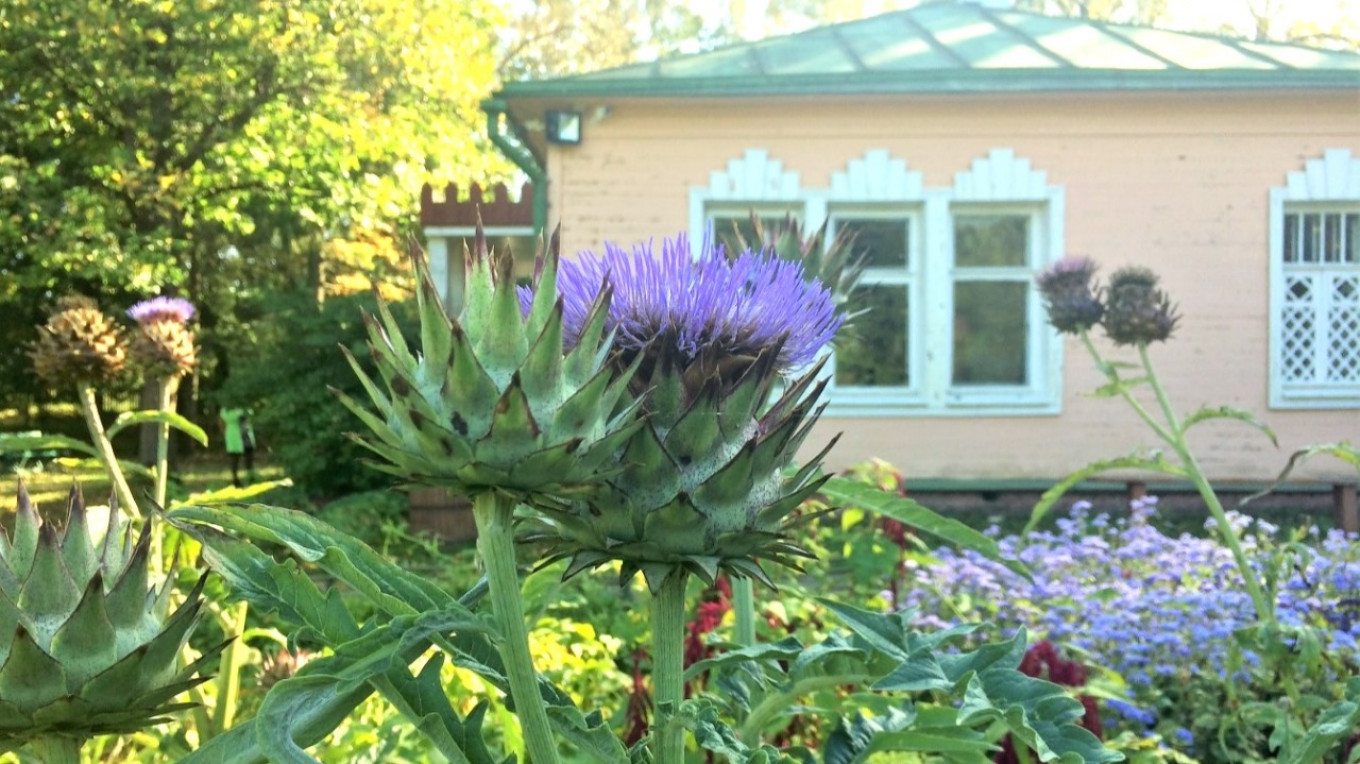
[29, 296, 127, 386]
[522, 233, 843, 592]
[728, 214, 865, 306]
[1103, 266, 1180, 346]
[1037, 257, 1105, 335]
[336, 225, 643, 505]
[0, 484, 222, 749]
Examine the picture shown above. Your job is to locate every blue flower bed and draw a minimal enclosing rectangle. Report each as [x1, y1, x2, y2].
[896, 495, 1360, 760]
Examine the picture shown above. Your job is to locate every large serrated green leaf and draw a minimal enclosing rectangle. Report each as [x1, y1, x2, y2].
[819, 600, 911, 662]
[685, 636, 806, 681]
[167, 503, 456, 616]
[1181, 405, 1277, 446]
[820, 477, 1030, 580]
[956, 668, 1122, 764]
[174, 478, 294, 507]
[1282, 692, 1360, 764]
[171, 523, 360, 644]
[1024, 451, 1186, 534]
[368, 655, 498, 764]
[255, 609, 489, 764]
[0, 433, 97, 459]
[106, 409, 209, 445]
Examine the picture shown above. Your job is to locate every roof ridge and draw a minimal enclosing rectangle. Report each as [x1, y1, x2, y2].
[497, 2, 1360, 98]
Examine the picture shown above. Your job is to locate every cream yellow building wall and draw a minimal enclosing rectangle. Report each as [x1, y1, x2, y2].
[510, 91, 1360, 482]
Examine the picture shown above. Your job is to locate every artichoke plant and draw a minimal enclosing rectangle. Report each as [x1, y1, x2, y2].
[337, 228, 641, 504]
[0, 484, 220, 759]
[522, 232, 843, 592]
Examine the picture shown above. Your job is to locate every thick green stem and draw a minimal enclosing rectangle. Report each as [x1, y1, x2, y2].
[153, 375, 179, 510]
[26, 735, 84, 763]
[211, 600, 250, 735]
[650, 571, 688, 764]
[472, 493, 559, 764]
[76, 384, 140, 521]
[732, 576, 756, 646]
[1078, 333, 1174, 444]
[1137, 344, 1274, 625]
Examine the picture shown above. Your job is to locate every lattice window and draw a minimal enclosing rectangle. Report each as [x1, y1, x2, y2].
[1269, 149, 1360, 408]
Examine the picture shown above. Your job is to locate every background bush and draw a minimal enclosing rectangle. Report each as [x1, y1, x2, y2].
[214, 291, 416, 497]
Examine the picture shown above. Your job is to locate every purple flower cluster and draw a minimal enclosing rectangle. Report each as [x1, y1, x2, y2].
[897, 495, 1360, 690]
[545, 232, 841, 373]
[127, 296, 196, 325]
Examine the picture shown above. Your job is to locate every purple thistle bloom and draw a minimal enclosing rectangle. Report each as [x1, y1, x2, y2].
[127, 296, 196, 325]
[542, 231, 841, 374]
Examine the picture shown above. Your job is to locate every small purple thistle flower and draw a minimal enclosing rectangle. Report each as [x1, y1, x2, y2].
[544, 232, 841, 374]
[1037, 256, 1103, 335]
[127, 296, 196, 325]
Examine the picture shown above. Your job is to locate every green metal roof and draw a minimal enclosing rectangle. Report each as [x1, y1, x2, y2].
[498, 3, 1360, 98]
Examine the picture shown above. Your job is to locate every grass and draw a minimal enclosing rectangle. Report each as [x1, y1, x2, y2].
[0, 455, 288, 517]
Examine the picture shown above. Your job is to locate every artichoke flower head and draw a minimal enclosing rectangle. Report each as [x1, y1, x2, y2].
[29, 295, 127, 387]
[126, 297, 199, 379]
[337, 226, 642, 505]
[0, 484, 220, 748]
[523, 232, 844, 592]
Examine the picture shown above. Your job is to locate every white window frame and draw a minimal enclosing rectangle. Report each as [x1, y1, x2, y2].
[825, 206, 925, 408]
[945, 202, 1055, 409]
[1269, 149, 1360, 409]
[690, 147, 1064, 417]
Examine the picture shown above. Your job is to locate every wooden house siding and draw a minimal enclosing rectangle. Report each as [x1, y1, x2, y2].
[504, 90, 1360, 481]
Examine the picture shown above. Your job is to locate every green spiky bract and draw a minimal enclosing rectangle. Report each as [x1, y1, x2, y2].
[336, 227, 641, 506]
[526, 343, 836, 594]
[0, 484, 221, 752]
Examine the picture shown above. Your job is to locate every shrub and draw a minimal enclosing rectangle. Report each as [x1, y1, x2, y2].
[214, 291, 417, 497]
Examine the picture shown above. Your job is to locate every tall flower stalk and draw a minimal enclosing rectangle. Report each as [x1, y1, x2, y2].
[339, 229, 639, 764]
[30, 296, 141, 521]
[127, 296, 199, 513]
[1035, 258, 1272, 625]
[522, 232, 842, 763]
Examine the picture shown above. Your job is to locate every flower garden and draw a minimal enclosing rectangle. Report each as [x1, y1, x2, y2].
[1, 225, 1358, 764]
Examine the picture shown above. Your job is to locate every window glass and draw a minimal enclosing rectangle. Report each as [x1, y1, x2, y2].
[1348, 213, 1360, 264]
[955, 215, 1028, 267]
[953, 282, 1028, 385]
[710, 214, 792, 257]
[835, 218, 908, 267]
[1284, 214, 1299, 263]
[835, 285, 908, 387]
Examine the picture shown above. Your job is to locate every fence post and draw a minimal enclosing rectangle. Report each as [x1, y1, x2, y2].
[1335, 483, 1359, 534]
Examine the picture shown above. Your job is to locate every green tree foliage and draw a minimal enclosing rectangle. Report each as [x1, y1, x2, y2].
[213, 291, 417, 497]
[1013, 0, 1169, 25]
[0, 0, 510, 412]
[499, 0, 736, 80]
[0, 0, 506, 295]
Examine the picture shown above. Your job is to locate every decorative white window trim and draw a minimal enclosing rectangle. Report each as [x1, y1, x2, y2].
[1269, 149, 1360, 409]
[692, 147, 1064, 418]
[689, 149, 804, 242]
[953, 148, 1051, 202]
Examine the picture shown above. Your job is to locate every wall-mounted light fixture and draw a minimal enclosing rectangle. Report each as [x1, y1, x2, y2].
[545, 109, 583, 145]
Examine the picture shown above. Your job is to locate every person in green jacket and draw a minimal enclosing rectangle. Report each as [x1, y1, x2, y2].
[220, 406, 256, 487]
